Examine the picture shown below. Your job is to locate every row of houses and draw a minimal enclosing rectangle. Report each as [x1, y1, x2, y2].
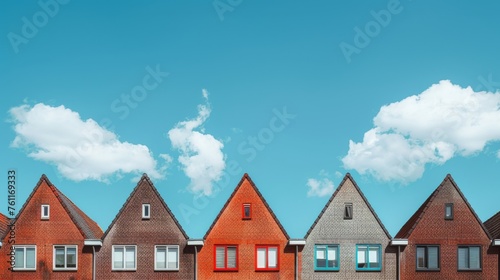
[1, 173, 499, 279]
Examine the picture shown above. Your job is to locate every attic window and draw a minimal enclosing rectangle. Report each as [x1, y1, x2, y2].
[41, 204, 50, 220]
[344, 203, 353, 220]
[445, 203, 453, 220]
[242, 204, 251, 220]
[142, 204, 150, 219]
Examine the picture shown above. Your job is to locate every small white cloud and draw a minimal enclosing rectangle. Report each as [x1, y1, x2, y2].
[168, 90, 225, 196]
[307, 177, 335, 197]
[342, 80, 500, 183]
[9, 103, 168, 182]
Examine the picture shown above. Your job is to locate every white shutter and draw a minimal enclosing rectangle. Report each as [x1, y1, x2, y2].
[156, 247, 166, 269]
[268, 247, 277, 268]
[316, 247, 326, 259]
[215, 247, 225, 268]
[257, 248, 266, 268]
[469, 247, 480, 269]
[227, 247, 236, 268]
[167, 247, 178, 269]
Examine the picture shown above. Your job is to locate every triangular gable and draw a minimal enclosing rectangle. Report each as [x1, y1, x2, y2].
[102, 173, 188, 240]
[484, 211, 500, 239]
[396, 174, 491, 239]
[13, 174, 103, 240]
[304, 173, 391, 239]
[204, 173, 289, 240]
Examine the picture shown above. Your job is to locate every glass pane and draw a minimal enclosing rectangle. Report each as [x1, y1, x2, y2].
[144, 205, 149, 217]
[114, 247, 124, 269]
[156, 247, 166, 269]
[469, 247, 480, 269]
[357, 246, 366, 267]
[327, 246, 337, 268]
[26, 248, 36, 269]
[125, 247, 135, 268]
[268, 247, 277, 268]
[167, 247, 178, 269]
[257, 248, 266, 268]
[55, 247, 65, 268]
[369, 246, 380, 268]
[215, 247, 225, 268]
[67, 247, 76, 268]
[445, 205, 452, 217]
[316, 246, 326, 268]
[227, 247, 236, 268]
[15, 248, 25, 268]
[416, 247, 425, 268]
[428, 247, 438, 269]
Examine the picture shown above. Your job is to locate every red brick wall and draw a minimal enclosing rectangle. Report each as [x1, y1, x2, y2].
[400, 179, 498, 280]
[198, 177, 297, 280]
[0, 180, 93, 280]
[95, 179, 194, 279]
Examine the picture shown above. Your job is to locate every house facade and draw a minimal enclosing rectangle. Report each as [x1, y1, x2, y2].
[0, 175, 103, 280]
[484, 211, 500, 280]
[396, 174, 497, 280]
[96, 174, 196, 279]
[198, 173, 299, 280]
[302, 173, 397, 279]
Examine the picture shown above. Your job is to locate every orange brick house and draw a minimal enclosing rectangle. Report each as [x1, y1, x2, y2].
[198, 173, 301, 280]
[395, 174, 497, 280]
[0, 174, 103, 280]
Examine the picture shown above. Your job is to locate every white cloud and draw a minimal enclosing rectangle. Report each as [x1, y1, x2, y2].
[168, 90, 225, 196]
[307, 177, 334, 197]
[10, 103, 169, 182]
[342, 80, 500, 183]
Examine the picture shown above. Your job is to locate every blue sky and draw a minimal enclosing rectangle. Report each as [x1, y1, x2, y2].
[2, 0, 500, 239]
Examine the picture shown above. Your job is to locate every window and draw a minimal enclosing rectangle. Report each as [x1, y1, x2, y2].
[214, 245, 237, 271]
[344, 203, 353, 219]
[14, 246, 36, 270]
[242, 203, 252, 220]
[255, 245, 279, 271]
[155, 245, 179, 270]
[445, 203, 453, 220]
[112, 245, 136, 270]
[356, 244, 381, 271]
[53, 245, 77, 270]
[416, 245, 439, 270]
[458, 246, 481, 270]
[314, 245, 339, 271]
[41, 204, 49, 219]
[142, 204, 150, 219]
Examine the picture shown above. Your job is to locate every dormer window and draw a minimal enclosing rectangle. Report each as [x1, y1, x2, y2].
[242, 203, 251, 220]
[142, 204, 150, 219]
[344, 203, 353, 220]
[41, 204, 50, 220]
[445, 203, 453, 220]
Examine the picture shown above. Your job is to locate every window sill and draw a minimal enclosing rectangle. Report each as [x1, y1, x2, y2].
[154, 268, 179, 271]
[315, 268, 340, 272]
[416, 269, 440, 272]
[53, 268, 77, 271]
[214, 269, 238, 272]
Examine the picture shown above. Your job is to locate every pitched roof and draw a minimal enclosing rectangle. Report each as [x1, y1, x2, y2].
[102, 173, 188, 240]
[395, 174, 491, 239]
[484, 211, 500, 239]
[14, 174, 103, 240]
[0, 212, 9, 239]
[304, 173, 391, 239]
[204, 173, 290, 240]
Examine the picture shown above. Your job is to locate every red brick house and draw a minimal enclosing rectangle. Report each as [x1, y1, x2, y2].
[395, 174, 497, 280]
[0, 174, 103, 280]
[0, 212, 9, 249]
[484, 211, 500, 280]
[96, 173, 199, 279]
[198, 173, 300, 280]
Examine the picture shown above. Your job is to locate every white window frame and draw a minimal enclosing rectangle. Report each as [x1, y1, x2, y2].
[41, 204, 50, 219]
[13, 245, 37, 271]
[112, 245, 137, 271]
[154, 245, 179, 271]
[142, 204, 150, 219]
[53, 245, 77, 270]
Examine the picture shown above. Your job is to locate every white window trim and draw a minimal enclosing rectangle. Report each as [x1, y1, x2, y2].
[41, 204, 50, 220]
[154, 245, 180, 271]
[112, 245, 137, 271]
[53, 245, 78, 270]
[13, 245, 37, 271]
[142, 204, 150, 219]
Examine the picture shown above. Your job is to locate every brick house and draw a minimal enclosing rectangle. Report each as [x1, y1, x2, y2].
[395, 174, 497, 280]
[484, 211, 500, 280]
[198, 173, 300, 280]
[0, 212, 9, 249]
[0, 174, 103, 280]
[96, 173, 199, 279]
[302, 173, 397, 279]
